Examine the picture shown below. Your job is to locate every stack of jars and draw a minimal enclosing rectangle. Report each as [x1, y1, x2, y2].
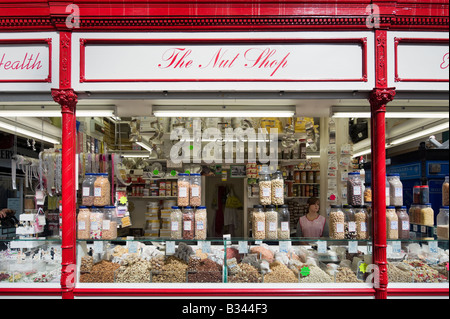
[77, 205, 118, 240]
[177, 173, 202, 208]
[258, 167, 285, 206]
[251, 204, 291, 240]
[169, 206, 208, 240]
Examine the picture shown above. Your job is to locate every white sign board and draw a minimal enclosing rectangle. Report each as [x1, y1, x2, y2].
[0, 39, 51, 82]
[395, 38, 449, 82]
[81, 39, 368, 83]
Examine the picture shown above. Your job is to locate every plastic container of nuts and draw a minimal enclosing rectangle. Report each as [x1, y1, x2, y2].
[271, 171, 284, 205]
[329, 205, 345, 239]
[77, 206, 91, 240]
[177, 174, 190, 207]
[347, 172, 363, 206]
[265, 205, 278, 240]
[182, 206, 195, 240]
[277, 205, 290, 239]
[190, 174, 202, 207]
[259, 166, 272, 206]
[387, 174, 403, 207]
[386, 206, 399, 240]
[81, 173, 96, 206]
[93, 173, 111, 206]
[170, 206, 183, 240]
[343, 205, 357, 239]
[194, 206, 207, 240]
[252, 205, 266, 240]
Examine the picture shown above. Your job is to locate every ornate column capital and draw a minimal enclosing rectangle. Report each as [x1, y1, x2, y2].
[369, 87, 396, 111]
[51, 88, 78, 114]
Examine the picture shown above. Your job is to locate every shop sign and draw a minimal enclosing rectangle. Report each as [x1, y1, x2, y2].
[394, 38, 449, 82]
[0, 39, 52, 83]
[80, 38, 368, 83]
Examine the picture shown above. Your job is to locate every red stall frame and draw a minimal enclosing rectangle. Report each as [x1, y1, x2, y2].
[0, 0, 449, 299]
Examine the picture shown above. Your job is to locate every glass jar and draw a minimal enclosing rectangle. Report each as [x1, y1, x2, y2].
[182, 206, 195, 240]
[396, 206, 410, 240]
[420, 186, 429, 205]
[386, 206, 399, 240]
[387, 174, 403, 207]
[419, 204, 434, 226]
[271, 171, 284, 205]
[265, 205, 278, 240]
[329, 205, 345, 239]
[437, 206, 449, 240]
[364, 186, 372, 204]
[343, 205, 357, 239]
[77, 206, 91, 240]
[277, 205, 290, 240]
[93, 173, 111, 206]
[354, 205, 368, 240]
[259, 166, 272, 205]
[90, 207, 103, 239]
[252, 205, 265, 240]
[347, 172, 363, 206]
[194, 206, 207, 240]
[413, 186, 421, 204]
[170, 206, 183, 240]
[190, 174, 202, 207]
[102, 206, 117, 240]
[385, 175, 390, 207]
[443, 176, 449, 207]
[177, 174, 190, 207]
[82, 173, 96, 206]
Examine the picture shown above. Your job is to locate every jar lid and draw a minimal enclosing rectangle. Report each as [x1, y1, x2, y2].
[420, 185, 429, 188]
[330, 205, 342, 208]
[348, 172, 360, 175]
[79, 206, 87, 209]
[197, 206, 206, 209]
[278, 205, 289, 208]
[178, 173, 189, 176]
[413, 185, 421, 188]
[396, 206, 407, 209]
[184, 206, 193, 209]
[387, 206, 396, 209]
[441, 206, 449, 209]
[104, 206, 116, 209]
[343, 205, 353, 208]
[190, 173, 201, 176]
[387, 173, 400, 177]
[171, 206, 180, 209]
[265, 205, 276, 209]
[253, 205, 264, 209]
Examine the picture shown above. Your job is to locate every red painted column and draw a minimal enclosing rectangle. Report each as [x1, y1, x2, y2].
[370, 29, 396, 300]
[51, 31, 77, 300]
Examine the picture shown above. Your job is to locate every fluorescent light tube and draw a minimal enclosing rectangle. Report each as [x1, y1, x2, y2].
[154, 110, 295, 118]
[0, 110, 115, 117]
[0, 121, 60, 144]
[136, 141, 153, 152]
[333, 112, 449, 119]
[389, 122, 449, 146]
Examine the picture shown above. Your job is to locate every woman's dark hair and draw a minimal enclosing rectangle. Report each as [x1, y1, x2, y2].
[307, 197, 320, 207]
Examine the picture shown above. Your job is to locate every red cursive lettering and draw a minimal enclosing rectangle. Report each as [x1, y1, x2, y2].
[158, 48, 193, 69]
[244, 48, 289, 77]
[199, 48, 239, 69]
[440, 52, 449, 69]
[0, 52, 42, 71]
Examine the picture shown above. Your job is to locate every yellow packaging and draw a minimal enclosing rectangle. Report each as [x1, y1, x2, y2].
[289, 117, 314, 133]
[260, 118, 283, 133]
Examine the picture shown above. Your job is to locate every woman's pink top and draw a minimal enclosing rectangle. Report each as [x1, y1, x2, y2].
[298, 215, 326, 238]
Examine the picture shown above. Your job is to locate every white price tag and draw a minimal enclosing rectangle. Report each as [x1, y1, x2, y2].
[391, 241, 401, 254]
[348, 241, 358, 254]
[279, 240, 291, 253]
[200, 241, 211, 253]
[128, 241, 138, 254]
[269, 222, 277, 232]
[94, 187, 102, 197]
[93, 241, 103, 254]
[262, 188, 271, 197]
[179, 187, 188, 198]
[317, 241, 327, 254]
[255, 240, 263, 245]
[238, 241, 249, 254]
[191, 187, 200, 197]
[429, 241, 438, 254]
[275, 188, 283, 198]
[348, 222, 356, 232]
[166, 241, 175, 254]
[82, 187, 90, 197]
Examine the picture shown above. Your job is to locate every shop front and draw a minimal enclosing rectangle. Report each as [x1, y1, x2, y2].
[0, 0, 448, 300]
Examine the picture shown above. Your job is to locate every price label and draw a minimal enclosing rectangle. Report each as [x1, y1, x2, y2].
[391, 241, 401, 254]
[200, 241, 211, 253]
[348, 241, 358, 254]
[128, 241, 138, 254]
[279, 240, 291, 253]
[238, 241, 249, 254]
[429, 241, 438, 254]
[255, 240, 263, 245]
[317, 241, 327, 254]
[93, 241, 103, 254]
[166, 241, 175, 254]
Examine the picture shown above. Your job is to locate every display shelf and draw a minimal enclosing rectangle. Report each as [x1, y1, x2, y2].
[127, 196, 177, 200]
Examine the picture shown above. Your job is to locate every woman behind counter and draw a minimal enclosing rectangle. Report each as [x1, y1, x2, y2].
[296, 197, 329, 238]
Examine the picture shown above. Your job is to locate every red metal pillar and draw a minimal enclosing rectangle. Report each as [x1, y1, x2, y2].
[51, 31, 77, 300]
[370, 29, 396, 300]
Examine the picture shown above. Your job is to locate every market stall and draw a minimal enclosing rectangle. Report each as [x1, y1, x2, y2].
[0, 0, 448, 300]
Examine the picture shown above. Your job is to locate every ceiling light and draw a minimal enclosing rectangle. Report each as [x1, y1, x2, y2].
[332, 106, 449, 119]
[0, 108, 115, 118]
[153, 106, 295, 118]
[389, 122, 449, 146]
[0, 121, 60, 144]
[136, 140, 154, 153]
